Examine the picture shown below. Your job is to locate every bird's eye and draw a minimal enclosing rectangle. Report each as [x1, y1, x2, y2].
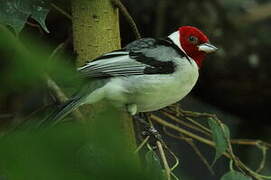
[188, 36, 198, 44]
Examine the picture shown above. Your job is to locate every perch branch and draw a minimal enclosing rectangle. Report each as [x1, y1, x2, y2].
[157, 140, 171, 180]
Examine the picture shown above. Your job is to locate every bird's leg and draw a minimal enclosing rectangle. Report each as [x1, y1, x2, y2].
[127, 104, 137, 116]
[126, 104, 162, 144]
[133, 112, 149, 127]
[133, 112, 162, 145]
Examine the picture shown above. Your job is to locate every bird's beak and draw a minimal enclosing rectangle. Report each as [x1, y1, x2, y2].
[198, 43, 218, 53]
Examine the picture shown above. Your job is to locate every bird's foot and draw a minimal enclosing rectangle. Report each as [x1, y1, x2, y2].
[134, 113, 163, 146]
[142, 126, 162, 142]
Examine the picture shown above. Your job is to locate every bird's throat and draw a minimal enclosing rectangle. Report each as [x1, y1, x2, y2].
[192, 54, 205, 68]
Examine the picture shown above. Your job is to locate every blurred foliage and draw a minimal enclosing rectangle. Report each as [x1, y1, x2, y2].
[0, 108, 166, 180]
[145, 150, 166, 179]
[221, 170, 252, 180]
[0, 25, 81, 95]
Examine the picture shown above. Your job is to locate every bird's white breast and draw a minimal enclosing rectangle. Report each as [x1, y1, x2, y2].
[102, 57, 199, 112]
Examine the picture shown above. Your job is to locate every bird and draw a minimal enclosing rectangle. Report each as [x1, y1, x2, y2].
[47, 26, 217, 122]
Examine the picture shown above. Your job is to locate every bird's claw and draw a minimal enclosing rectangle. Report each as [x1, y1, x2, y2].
[142, 126, 162, 143]
[134, 113, 163, 147]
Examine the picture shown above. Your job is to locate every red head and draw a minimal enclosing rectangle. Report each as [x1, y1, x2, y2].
[178, 26, 217, 68]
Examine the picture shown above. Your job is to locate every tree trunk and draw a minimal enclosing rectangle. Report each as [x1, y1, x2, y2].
[71, 0, 137, 150]
[72, 0, 121, 64]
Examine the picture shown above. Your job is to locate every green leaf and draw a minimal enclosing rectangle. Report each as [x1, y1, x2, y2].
[0, 109, 149, 180]
[208, 118, 230, 165]
[31, 2, 50, 33]
[221, 170, 252, 180]
[0, 0, 50, 33]
[0, 0, 30, 33]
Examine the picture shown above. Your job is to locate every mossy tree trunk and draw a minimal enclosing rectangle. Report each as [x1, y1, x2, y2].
[72, 0, 121, 64]
[71, 0, 137, 150]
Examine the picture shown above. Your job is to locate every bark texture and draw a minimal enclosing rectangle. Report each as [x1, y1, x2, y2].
[71, 0, 137, 150]
[72, 0, 121, 65]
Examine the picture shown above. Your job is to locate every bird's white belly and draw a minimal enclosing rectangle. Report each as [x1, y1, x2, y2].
[103, 59, 199, 112]
[131, 78, 195, 112]
[131, 72, 198, 111]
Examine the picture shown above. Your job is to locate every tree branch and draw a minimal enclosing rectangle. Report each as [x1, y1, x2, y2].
[111, 0, 141, 39]
[157, 140, 171, 180]
[50, 3, 72, 20]
[46, 40, 84, 122]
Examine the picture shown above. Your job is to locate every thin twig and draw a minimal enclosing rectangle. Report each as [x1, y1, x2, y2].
[154, 112, 271, 180]
[45, 76, 84, 122]
[234, 156, 271, 180]
[165, 105, 213, 133]
[167, 106, 216, 119]
[184, 137, 214, 175]
[50, 3, 72, 20]
[151, 114, 215, 147]
[163, 127, 214, 175]
[231, 139, 271, 149]
[134, 136, 150, 153]
[167, 149, 179, 171]
[256, 146, 267, 173]
[157, 140, 171, 180]
[111, 0, 141, 39]
[45, 41, 84, 122]
[163, 111, 211, 137]
[161, 141, 179, 172]
[185, 116, 212, 134]
[49, 43, 66, 60]
[46, 75, 68, 102]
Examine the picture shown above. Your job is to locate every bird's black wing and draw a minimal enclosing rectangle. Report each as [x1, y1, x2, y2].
[78, 38, 188, 78]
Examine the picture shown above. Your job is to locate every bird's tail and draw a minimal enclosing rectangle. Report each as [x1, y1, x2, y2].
[40, 79, 108, 127]
[41, 97, 83, 126]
